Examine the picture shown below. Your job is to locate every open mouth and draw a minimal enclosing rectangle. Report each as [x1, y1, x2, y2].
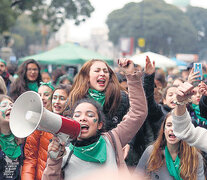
[30, 75, 37, 79]
[54, 105, 62, 111]
[5, 111, 10, 117]
[81, 124, 89, 131]
[43, 101, 47, 107]
[169, 134, 176, 139]
[97, 79, 106, 86]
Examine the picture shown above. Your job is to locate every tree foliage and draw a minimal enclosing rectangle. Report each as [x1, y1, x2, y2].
[0, 0, 94, 33]
[186, 6, 207, 55]
[106, 0, 198, 55]
[0, 0, 19, 33]
[10, 14, 43, 58]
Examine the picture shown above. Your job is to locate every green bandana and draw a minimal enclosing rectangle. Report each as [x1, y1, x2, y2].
[27, 82, 39, 92]
[0, 133, 21, 160]
[192, 103, 207, 124]
[0, 58, 7, 66]
[69, 136, 107, 164]
[40, 81, 55, 91]
[88, 88, 105, 107]
[165, 146, 182, 180]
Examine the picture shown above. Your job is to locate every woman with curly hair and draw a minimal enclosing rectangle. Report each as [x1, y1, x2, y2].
[136, 113, 205, 180]
[68, 59, 129, 131]
[10, 59, 41, 100]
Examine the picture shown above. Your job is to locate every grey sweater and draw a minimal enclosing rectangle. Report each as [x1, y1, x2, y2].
[172, 109, 207, 153]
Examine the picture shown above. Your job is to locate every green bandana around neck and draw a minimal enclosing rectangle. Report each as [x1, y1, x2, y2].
[0, 133, 21, 160]
[69, 136, 107, 164]
[88, 88, 105, 107]
[27, 82, 39, 92]
[192, 103, 207, 124]
[165, 146, 182, 180]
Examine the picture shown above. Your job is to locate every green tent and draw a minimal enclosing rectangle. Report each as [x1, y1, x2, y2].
[19, 42, 114, 66]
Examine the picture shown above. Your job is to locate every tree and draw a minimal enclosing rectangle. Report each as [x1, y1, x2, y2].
[0, 0, 94, 33]
[186, 6, 207, 54]
[0, 0, 19, 33]
[9, 14, 43, 58]
[106, 0, 197, 55]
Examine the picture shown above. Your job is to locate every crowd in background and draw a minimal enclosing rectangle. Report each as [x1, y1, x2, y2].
[0, 57, 207, 180]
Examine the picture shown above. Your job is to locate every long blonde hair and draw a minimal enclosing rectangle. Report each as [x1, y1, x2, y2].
[147, 113, 199, 180]
[68, 59, 126, 114]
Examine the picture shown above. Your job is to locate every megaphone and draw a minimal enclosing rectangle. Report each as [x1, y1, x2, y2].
[9, 91, 81, 157]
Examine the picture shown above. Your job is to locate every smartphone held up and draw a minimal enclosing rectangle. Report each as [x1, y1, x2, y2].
[193, 63, 203, 81]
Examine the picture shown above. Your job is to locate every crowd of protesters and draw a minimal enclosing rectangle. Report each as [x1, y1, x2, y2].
[0, 56, 207, 180]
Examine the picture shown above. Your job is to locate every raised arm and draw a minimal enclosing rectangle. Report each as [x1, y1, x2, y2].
[143, 56, 164, 122]
[112, 58, 148, 147]
[172, 82, 207, 152]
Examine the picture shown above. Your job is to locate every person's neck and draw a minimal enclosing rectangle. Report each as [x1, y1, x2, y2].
[167, 143, 179, 161]
[74, 133, 100, 147]
[1, 124, 11, 135]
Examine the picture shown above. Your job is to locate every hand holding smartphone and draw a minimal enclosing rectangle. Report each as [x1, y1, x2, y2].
[192, 63, 203, 86]
[193, 63, 203, 81]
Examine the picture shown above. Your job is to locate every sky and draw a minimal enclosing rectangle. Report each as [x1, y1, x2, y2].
[64, 0, 207, 42]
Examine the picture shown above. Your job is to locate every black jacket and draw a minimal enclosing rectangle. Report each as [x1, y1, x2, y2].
[104, 91, 129, 131]
[199, 95, 207, 119]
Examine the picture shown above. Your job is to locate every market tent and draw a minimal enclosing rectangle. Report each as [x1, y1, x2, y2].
[130, 52, 176, 69]
[19, 42, 114, 66]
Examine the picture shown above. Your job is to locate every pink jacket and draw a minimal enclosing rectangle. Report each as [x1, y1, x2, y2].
[42, 72, 148, 180]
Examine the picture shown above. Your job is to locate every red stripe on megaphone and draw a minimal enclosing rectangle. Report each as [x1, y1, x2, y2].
[58, 116, 81, 139]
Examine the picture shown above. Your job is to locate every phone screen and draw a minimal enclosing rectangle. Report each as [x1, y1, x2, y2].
[193, 63, 202, 81]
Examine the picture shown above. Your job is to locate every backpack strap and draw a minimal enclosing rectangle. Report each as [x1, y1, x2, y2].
[108, 131, 118, 159]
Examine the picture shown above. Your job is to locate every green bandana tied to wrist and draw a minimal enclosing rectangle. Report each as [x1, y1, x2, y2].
[0, 133, 21, 160]
[27, 82, 39, 92]
[88, 88, 105, 107]
[165, 146, 182, 180]
[69, 136, 107, 164]
[192, 103, 207, 125]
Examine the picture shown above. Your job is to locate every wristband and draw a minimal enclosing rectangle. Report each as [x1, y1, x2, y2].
[173, 98, 192, 105]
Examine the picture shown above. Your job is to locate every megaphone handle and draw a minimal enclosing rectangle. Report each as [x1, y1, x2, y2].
[49, 132, 70, 159]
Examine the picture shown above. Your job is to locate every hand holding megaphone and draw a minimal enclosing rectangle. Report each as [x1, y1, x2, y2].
[9, 91, 81, 159]
[48, 135, 67, 159]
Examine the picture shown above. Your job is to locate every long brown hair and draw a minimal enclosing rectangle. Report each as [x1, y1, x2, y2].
[68, 59, 126, 114]
[10, 59, 41, 100]
[147, 113, 199, 180]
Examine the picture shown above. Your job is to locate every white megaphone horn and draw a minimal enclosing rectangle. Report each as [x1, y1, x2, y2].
[9, 91, 81, 158]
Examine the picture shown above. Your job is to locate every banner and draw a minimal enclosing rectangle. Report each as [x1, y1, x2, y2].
[119, 37, 134, 56]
